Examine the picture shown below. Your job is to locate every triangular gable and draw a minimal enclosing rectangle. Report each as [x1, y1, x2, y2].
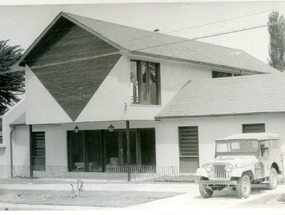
[18, 13, 121, 121]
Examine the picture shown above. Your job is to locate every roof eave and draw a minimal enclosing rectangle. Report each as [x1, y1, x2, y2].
[131, 51, 270, 75]
[155, 111, 285, 121]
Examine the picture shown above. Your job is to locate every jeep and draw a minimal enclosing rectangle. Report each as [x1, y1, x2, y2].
[195, 133, 283, 198]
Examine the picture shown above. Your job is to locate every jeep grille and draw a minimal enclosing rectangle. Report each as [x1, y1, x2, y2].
[212, 164, 227, 179]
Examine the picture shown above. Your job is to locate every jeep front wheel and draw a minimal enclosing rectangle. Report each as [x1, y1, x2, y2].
[199, 177, 213, 198]
[236, 175, 251, 198]
[267, 167, 278, 190]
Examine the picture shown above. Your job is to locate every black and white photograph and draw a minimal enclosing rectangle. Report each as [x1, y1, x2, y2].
[0, 0, 285, 213]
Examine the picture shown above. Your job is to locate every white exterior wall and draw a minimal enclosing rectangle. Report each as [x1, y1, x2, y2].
[12, 126, 30, 166]
[4, 53, 250, 177]
[156, 113, 285, 168]
[25, 54, 212, 124]
[1, 99, 27, 177]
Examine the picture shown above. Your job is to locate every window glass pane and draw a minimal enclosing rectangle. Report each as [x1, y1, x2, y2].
[242, 124, 265, 133]
[141, 61, 148, 103]
[130, 61, 138, 104]
[212, 71, 232, 78]
[130, 60, 160, 105]
[149, 63, 158, 105]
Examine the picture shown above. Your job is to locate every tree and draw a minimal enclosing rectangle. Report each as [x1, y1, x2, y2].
[0, 40, 24, 115]
[267, 11, 285, 72]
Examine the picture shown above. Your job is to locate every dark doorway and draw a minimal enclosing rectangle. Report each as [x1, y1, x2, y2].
[68, 130, 102, 172]
[141, 129, 156, 166]
[67, 128, 156, 172]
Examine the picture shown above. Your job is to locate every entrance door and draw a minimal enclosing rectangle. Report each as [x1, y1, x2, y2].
[68, 130, 102, 172]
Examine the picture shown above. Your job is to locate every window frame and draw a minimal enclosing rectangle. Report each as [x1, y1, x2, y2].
[130, 60, 161, 105]
[212, 71, 242, 78]
[242, 123, 265, 133]
[178, 126, 199, 173]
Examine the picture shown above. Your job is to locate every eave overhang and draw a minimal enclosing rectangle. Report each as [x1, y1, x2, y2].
[155, 111, 285, 121]
[131, 50, 268, 75]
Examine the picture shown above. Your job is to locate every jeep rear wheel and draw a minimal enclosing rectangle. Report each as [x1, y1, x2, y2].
[236, 175, 251, 198]
[199, 177, 213, 198]
[267, 168, 278, 190]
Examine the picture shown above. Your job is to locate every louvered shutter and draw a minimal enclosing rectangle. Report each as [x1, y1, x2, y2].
[179, 126, 199, 157]
[32, 132, 46, 171]
[179, 126, 199, 173]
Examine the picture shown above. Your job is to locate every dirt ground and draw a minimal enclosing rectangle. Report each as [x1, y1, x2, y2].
[237, 193, 285, 208]
[0, 188, 285, 209]
[0, 189, 183, 208]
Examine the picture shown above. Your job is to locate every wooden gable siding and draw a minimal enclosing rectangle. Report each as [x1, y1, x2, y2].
[24, 18, 122, 121]
[24, 19, 119, 68]
[32, 54, 121, 121]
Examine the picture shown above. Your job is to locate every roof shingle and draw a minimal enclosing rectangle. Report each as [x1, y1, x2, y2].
[156, 74, 285, 119]
[64, 12, 279, 74]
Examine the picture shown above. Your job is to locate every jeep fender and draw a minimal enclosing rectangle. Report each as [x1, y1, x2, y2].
[195, 167, 208, 178]
[231, 168, 254, 178]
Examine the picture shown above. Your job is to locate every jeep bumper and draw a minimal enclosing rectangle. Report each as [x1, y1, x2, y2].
[195, 180, 237, 186]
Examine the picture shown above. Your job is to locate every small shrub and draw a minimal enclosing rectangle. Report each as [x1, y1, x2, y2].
[70, 179, 84, 198]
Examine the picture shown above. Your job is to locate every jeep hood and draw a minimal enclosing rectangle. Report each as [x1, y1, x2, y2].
[209, 156, 258, 166]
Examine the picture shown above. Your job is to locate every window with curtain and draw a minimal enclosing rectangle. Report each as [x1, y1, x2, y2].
[130, 60, 160, 105]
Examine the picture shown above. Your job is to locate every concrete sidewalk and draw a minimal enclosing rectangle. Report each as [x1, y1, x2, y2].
[0, 178, 284, 211]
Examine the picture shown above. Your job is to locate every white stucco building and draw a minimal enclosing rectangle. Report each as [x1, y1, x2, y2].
[0, 12, 282, 179]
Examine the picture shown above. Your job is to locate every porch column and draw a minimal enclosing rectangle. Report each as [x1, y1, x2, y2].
[126, 120, 131, 181]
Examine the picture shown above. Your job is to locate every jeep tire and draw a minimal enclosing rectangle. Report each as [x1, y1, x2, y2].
[236, 175, 251, 198]
[199, 177, 213, 198]
[267, 167, 278, 190]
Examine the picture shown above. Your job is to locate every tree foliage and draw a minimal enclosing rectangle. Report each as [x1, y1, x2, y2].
[0, 40, 24, 115]
[268, 11, 285, 72]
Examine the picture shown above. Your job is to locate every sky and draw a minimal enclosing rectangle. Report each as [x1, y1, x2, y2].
[1, 1, 285, 64]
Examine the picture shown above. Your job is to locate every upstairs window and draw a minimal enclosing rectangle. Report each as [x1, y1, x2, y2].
[212, 71, 241, 78]
[242, 123, 265, 133]
[130, 60, 161, 105]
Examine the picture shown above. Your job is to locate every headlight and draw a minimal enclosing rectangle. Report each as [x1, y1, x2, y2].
[224, 164, 234, 172]
[204, 164, 213, 172]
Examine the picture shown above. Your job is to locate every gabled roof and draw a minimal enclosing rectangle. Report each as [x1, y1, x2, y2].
[19, 12, 279, 74]
[156, 74, 285, 119]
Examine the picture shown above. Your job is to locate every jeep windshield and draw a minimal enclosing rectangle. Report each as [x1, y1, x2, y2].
[215, 139, 259, 156]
